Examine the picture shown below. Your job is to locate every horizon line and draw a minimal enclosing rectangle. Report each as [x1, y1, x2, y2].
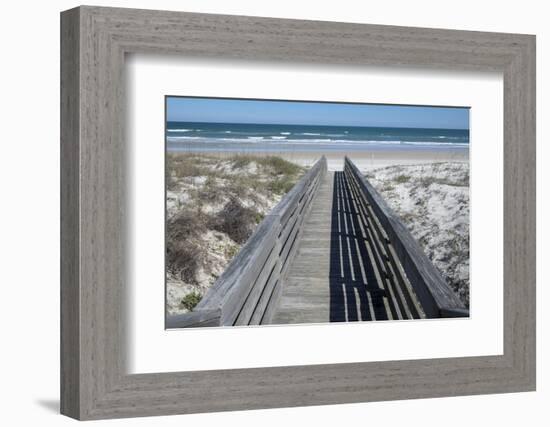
[166, 120, 469, 131]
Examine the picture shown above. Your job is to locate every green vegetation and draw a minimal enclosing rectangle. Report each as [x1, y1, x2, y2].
[224, 243, 240, 259]
[268, 175, 298, 195]
[229, 154, 254, 170]
[210, 197, 262, 244]
[166, 207, 207, 284]
[167, 154, 205, 179]
[180, 291, 202, 311]
[420, 175, 468, 188]
[394, 174, 411, 184]
[259, 155, 303, 176]
[367, 162, 470, 307]
[166, 153, 305, 300]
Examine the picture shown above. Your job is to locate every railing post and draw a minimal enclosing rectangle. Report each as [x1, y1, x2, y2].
[343, 156, 468, 318]
[166, 156, 328, 328]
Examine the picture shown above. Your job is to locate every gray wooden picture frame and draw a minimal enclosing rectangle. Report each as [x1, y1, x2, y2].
[60, 5, 536, 420]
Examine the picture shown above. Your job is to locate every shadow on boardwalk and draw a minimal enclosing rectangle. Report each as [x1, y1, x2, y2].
[272, 168, 424, 325]
[329, 171, 391, 322]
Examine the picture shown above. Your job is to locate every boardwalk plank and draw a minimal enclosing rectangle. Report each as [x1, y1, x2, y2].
[271, 169, 430, 325]
[272, 172, 335, 324]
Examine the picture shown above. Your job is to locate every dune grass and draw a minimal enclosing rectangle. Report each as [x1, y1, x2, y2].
[166, 153, 305, 314]
[366, 162, 470, 306]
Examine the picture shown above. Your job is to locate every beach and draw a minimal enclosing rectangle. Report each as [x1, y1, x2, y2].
[167, 147, 469, 171]
[166, 153, 305, 315]
[166, 119, 471, 314]
[166, 151, 471, 313]
[263, 147, 469, 171]
[365, 161, 470, 306]
[166, 121, 470, 171]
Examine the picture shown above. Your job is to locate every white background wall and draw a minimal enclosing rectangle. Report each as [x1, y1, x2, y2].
[0, 0, 546, 425]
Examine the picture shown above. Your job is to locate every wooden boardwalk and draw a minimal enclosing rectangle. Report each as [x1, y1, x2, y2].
[272, 171, 425, 325]
[168, 156, 467, 329]
[271, 171, 336, 324]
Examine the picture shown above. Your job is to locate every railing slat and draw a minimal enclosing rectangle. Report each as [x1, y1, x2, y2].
[166, 156, 327, 328]
[165, 309, 221, 329]
[344, 156, 467, 318]
[233, 239, 281, 326]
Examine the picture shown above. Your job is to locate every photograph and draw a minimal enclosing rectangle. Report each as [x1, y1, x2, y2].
[165, 96, 470, 327]
[53, 4, 537, 421]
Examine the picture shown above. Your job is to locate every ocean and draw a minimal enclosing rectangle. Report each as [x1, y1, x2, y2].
[166, 122, 469, 153]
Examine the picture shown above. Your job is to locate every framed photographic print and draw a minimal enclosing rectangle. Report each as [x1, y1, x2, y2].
[164, 96, 469, 328]
[61, 6, 536, 420]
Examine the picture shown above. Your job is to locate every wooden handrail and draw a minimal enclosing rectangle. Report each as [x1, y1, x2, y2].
[344, 156, 468, 318]
[167, 156, 327, 328]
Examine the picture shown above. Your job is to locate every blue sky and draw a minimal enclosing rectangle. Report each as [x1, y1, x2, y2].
[166, 97, 469, 129]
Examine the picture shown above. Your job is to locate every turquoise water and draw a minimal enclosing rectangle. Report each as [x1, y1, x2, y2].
[166, 122, 469, 153]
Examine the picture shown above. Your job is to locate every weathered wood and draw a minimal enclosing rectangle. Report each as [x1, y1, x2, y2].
[166, 156, 327, 328]
[165, 309, 221, 328]
[61, 6, 535, 420]
[250, 261, 281, 324]
[272, 170, 429, 324]
[271, 172, 335, 324]
[199, 216, 279, 324]
[440, 307, 470, 318]
[233, 243, 280, 325]
[60, 7, 81, 419]
[346, 170, 424, 319]
[344, 157, 468, 317]
[261, 172, 324, 324]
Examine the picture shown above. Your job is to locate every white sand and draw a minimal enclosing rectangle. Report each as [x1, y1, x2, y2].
[166, 155, 299, 315]
[167, 151, 470, 313]
[366, 162, 470, 306]
[166, 230, 238, 315]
